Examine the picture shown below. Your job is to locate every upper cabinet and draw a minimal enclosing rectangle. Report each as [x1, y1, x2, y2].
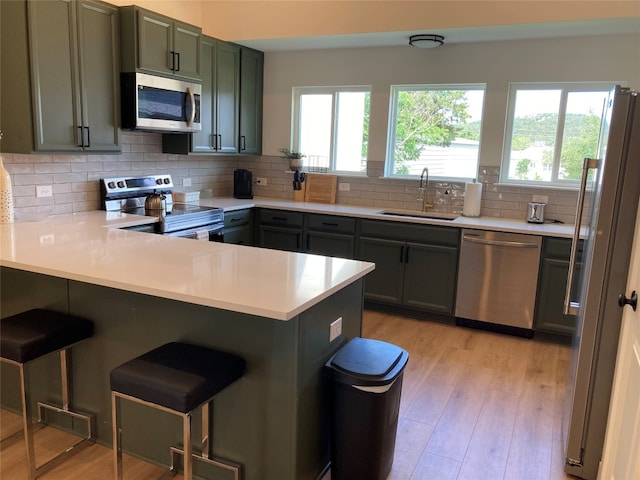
[120, 6, 201, 81]
[162, 40, 264, 156]
[0, 0, 121, 153]
[239, 47, 264, 155]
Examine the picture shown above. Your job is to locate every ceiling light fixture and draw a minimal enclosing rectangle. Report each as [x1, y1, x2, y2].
[409, 34, 445, 49]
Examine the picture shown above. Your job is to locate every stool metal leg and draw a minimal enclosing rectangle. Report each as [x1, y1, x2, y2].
[112, 392, 123, 480]
[18, 363, 38, 480]
[202, 402, 211, 459]
[183, 413, 193, 480]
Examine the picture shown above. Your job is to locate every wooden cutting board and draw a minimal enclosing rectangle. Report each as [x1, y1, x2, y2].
[304, 174, 337, 204]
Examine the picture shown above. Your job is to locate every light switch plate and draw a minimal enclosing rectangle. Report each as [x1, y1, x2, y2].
[339, 183, 350, 191]
[183, 178, 192, 187]
[329, 317, 342, 342]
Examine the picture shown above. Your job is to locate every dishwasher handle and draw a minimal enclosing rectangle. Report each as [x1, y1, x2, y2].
[462, 234, 540, 249]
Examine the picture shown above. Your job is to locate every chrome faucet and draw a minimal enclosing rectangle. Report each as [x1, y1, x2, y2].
[418, 167, 433, 212]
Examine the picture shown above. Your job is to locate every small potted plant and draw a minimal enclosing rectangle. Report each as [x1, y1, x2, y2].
[280, 148, 305, 171]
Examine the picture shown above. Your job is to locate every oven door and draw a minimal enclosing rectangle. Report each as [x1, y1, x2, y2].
[165, 223, 224, 242]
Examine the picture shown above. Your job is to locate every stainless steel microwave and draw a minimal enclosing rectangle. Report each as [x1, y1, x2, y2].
[121, 72, 201, 133]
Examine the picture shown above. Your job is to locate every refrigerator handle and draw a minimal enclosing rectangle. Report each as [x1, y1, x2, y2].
[564, 157, 599, 316]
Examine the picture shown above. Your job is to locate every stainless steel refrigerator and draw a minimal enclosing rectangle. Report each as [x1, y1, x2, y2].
[563, 86, 640, 479]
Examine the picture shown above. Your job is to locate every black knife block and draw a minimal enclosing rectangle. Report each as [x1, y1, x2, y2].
[234, 169, 253, 199]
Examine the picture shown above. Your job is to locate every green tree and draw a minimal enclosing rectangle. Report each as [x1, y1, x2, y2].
[394, 90, 470, 174]
[515, 158, 532, 180]
[559, 114, 600, 180]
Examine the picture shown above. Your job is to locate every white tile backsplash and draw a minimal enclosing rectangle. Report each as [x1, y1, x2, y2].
[2, 131, 581, 224]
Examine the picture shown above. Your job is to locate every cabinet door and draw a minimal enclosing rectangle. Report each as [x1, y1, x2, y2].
[76, 0, 120, 151]
[172, 20, 201, 80]
[259, 226, 302, 252]
[224, 225, 254, 246]
[214, 41, 240, 153]
[239, 47, 263, 154]
[306, 232, 354, 259]
[403, 242, 458, 315]
[137, 9, 173, 76]
[534, 257, 580, 337]
[357, 237, 404, 304]
[28, 0, 82, 151]
[191, 37, 216, 153]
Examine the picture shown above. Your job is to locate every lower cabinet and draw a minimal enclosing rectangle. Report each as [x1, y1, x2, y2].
[534, 237, 583, 338]
[257, 209, 304, 252]
[305, 214, 355, 258]
[357, 220, 460, 316]
[224, 209, 254, 245]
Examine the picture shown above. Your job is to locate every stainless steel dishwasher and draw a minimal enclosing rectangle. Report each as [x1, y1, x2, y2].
[455, 229, 542, 335]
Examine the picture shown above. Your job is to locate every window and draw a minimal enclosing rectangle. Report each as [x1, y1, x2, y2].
[501, 83, 613, 185]
[292, 86, 370, 174]
[386, 84, 485, 179]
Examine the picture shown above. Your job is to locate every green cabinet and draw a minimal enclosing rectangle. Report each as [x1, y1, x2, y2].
[188, 37, 239, 153]
[224, 209, 254, 246]
[163, 40, 263, 156]
[357, 219, 460, 315]
[120, 6, 201, 81]
[0, 0, 120, 153]
[534, 237, 583, 338]
[305, 214, 355, 259]
[239, 47, 264, 154]
[258, 209, 304, 252]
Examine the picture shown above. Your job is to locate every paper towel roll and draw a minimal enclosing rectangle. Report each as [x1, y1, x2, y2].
[463, 181, 483, 217]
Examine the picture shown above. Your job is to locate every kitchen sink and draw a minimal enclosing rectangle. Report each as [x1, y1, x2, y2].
[378, 209, 460, 221]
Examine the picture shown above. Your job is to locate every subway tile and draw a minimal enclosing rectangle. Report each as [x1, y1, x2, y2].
[35, 163, 72, 174]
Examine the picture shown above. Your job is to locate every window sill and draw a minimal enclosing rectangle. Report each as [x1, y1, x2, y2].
[495, 182, 580, 191]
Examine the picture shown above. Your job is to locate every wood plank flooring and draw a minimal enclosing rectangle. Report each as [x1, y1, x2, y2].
[0, 310, 574, 480]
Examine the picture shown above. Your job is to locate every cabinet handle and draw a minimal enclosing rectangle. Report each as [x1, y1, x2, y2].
[218, 134, 222, 150]
[170, 51, 176, 71]
[84, 126, 90, 148]
[229, 218, 242, 223]
[405, 246, 410, 263]
[399, 245, 404, 263]
[175, 52, 180, 72]
[241, 135, 246, 151]
[321, 222, 339, 227]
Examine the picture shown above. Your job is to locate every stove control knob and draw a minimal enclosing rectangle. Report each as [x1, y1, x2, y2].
[107, 181, 116, 189]
[156, 178, 163, 185]
[117, 181, 125, 188]
[163, 178, 170, 184]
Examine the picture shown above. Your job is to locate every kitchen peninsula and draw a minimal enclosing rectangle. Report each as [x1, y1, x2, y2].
[0, 211, 374, 480]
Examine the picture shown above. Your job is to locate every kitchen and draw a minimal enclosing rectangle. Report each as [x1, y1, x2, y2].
[1, 1, 640, 480]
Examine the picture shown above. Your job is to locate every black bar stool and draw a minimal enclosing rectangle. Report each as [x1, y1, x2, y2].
[0, 308, 95, 480]
[110, 342, 245, 480]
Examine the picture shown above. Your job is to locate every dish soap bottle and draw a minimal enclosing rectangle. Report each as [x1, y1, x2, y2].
[0, 153, 15, 223]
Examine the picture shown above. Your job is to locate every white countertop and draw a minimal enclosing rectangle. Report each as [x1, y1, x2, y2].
[203, 196, 579, 238]
[0, 211, 374, 320]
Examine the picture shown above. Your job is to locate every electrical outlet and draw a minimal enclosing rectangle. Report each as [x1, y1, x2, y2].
[256, 177, 267, 186]
[183, 178, 192, 187]
[329, 317, 342, 342]
[532, 194, 548, 203]
[339, 183, 350, 192]
[36, 185, 53, 198]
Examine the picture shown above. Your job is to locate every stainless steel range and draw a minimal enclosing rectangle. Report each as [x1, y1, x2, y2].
[100, 174, 224, 241]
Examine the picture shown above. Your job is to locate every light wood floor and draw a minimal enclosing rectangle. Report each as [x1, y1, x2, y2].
[1, 311, 574, 480]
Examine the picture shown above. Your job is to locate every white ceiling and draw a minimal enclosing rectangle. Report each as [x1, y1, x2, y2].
[236, 17, 640, 52]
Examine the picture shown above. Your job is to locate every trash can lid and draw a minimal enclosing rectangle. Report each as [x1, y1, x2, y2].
[330, 337, 405, 378]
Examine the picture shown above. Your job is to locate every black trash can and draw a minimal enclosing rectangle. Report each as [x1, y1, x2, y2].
[325, 337, 409, 480]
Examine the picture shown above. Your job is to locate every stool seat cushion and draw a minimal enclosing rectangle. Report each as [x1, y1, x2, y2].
[1, 309, 94, 364]
[110, 342, 245, 413]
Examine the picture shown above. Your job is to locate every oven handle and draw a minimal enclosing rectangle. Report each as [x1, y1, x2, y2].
[187, 87, 196, 126]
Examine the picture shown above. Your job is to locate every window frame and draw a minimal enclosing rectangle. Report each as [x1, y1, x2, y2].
[500, 81, 615, 187]
[384, 83, 486, 181]
[292, 85, 371, 175]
